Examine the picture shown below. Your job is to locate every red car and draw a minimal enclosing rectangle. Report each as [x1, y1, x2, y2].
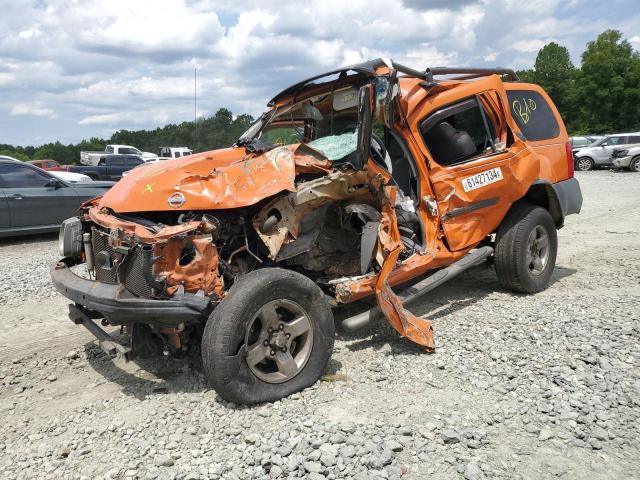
[27, 159, 64, 171]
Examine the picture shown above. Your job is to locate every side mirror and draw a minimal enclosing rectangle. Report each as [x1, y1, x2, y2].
[45, 177, 62, 189]
[355, 83, 375, 170]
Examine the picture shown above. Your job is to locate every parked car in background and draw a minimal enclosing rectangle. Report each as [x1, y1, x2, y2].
[28, 159, 64, 171]
[569, 135, 595, 148]
[80, 144, 157, 166]
[64, 154, 145, 181]
[0, 159, 113, 237]
[573, 132, 640, 171]
[612, 145, 640, 172]
[158, 146, 192, 160]
[50, 171, 93, 183]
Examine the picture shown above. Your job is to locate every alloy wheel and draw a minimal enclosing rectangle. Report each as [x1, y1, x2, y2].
[526, 225, 550, 276]
[576, 157, 593, 171]
[243, 299, 314, 383]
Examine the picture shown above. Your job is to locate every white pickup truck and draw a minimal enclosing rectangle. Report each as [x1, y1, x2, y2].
[158, 146, 192, 160]
[80, 145, 157, 166]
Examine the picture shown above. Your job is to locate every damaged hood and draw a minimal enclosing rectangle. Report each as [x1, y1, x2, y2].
[97, 145, 332, 213]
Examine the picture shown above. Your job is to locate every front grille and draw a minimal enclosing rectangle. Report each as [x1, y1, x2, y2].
[91, 227, 118, 284]
[123, 246, 153, 298]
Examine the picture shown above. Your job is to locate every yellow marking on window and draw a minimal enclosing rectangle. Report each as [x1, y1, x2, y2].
[512, 97, 537, 124]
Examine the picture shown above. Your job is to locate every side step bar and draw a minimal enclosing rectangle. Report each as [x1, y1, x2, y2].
[341, 246, 494, 332]
[68, 304, 132, 360]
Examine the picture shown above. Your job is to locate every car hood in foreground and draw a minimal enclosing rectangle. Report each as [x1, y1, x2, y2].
[97, 145, 333, 213]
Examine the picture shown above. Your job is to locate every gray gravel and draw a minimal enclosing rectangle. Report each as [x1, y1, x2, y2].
[0, 170, 639, 479]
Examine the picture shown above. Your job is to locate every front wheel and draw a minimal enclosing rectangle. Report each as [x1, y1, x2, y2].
[575, 157, 594, 171]
[202, 268, 334, 404]
[628, 157, 640, 172]
[494, 204, 558, 294]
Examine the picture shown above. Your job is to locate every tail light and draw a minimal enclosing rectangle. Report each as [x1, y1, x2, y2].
[565, 141, 574, 178]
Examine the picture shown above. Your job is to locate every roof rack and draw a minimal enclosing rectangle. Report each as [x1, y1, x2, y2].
[268, 59, 520, 106]
[423, 67, 519, 84]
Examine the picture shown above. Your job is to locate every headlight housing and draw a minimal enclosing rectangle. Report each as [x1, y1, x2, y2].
[59, 217, 83, 257]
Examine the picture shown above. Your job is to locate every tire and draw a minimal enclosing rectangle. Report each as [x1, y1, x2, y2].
[629, 157, 640, 172]
[202, 268, 334, 404]
[574, 157, 594, 171]
[494, 204, 558, 294]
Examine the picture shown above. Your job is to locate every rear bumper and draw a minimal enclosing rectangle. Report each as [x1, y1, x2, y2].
[552, 177, 582, 217]
[51, 258, 211, 325]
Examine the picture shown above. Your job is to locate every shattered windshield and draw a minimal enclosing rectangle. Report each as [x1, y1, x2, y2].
[237, 85, 360, 161]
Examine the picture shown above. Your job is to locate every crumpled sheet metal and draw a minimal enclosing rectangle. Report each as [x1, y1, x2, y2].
[252, 169, 371, 259]
[374, 186, 435, 351]
[88, 206, 202, 243]
[154, 236, 224, 298]
[97, 144, 334, 214]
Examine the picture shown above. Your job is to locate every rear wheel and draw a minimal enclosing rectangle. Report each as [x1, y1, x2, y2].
[202, 268, 334, 404]
[629, 157, 640, 172]
[494, 204, 558, 293]
[575, 157, 594, 171]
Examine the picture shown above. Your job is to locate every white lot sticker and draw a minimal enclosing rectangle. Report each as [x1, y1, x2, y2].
[462, 167, 504, 192]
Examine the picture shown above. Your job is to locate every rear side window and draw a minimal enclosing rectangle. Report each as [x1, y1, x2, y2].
[627, 135, 640, 144]
[507, 90, 559, 141]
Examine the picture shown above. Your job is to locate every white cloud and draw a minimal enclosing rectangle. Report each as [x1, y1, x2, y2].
[0, 0, 637, 145]
[10, 104, 55, 117]
[512, 39, 547, 53]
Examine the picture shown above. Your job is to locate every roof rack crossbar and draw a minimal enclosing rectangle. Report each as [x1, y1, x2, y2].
[426, 67, 519, 81]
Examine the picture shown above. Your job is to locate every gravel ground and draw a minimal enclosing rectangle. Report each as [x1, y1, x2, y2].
[0, 170, 638, 480]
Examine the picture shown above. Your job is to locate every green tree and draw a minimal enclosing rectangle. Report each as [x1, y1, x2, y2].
[573, 30, 640, 133]
[531, 42, 576, 127]
[0, 149, 29, 161]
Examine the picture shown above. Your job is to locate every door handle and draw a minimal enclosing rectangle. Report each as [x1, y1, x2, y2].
[10, 194, 24, 200]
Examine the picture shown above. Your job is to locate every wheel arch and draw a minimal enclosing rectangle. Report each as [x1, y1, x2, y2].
[517, 180, 564, 228]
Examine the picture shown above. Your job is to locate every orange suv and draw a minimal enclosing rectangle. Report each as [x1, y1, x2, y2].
[52, 59, 582, 404]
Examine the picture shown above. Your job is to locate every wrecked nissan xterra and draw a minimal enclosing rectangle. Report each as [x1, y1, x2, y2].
[52, 59, 582, 404]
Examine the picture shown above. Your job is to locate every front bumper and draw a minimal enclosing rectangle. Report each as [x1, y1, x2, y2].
[51, 258, 211, 326]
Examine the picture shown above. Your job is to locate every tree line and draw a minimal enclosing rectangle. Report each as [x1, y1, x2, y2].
[0, 108, 254, 164]
[517, 29, 640, 134]
[2, 29, 638, 164]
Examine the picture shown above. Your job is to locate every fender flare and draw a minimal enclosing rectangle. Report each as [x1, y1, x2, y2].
[520, 179, 582, 229]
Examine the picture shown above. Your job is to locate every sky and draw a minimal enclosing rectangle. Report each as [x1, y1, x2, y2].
[0, 0, 638, 147]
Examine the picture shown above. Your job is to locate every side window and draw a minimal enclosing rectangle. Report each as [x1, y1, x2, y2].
[602, 137, 623, 146]
[125, 157, 143, 167]
[119, 147, 135, 155]
[0, 164, 51, 188]
[506, 90, 560, 141]
[628, 135, 640, 144]
[420, 98, 498, 167]
[175, 152, 181, 158]
[109, 157, 125, 167]
[106, 146, 114, 154]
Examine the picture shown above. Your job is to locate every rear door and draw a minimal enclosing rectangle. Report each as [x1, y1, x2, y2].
[0, 163, 80, 228]
[0, 188, 10, 231]
[419, 89, 536, 251]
